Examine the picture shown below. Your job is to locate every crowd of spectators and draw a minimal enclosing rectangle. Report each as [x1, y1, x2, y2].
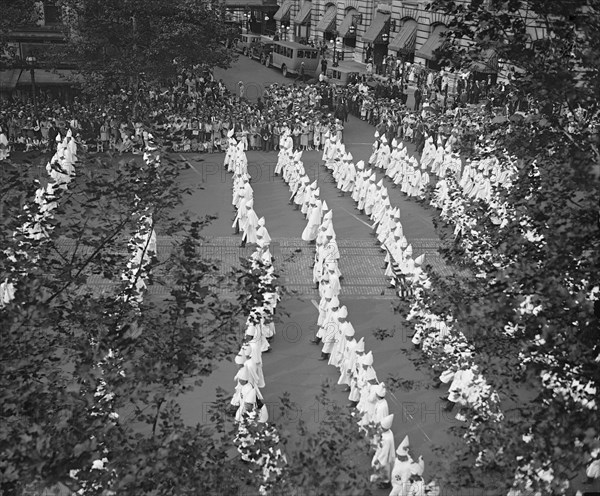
[0, 61, 520, 159]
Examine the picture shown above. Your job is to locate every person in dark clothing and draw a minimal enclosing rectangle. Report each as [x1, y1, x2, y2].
[48, 121, 58, 151]
[414, 87, 422, 112]
[321, 58, 328, 76]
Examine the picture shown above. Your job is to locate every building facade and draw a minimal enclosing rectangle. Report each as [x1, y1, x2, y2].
[0, 1, 80, 102]
[269, 0, 546, 88]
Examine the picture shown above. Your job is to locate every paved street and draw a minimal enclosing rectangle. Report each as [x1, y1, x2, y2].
[164, 56, 466, 492]
[46, 54, 462, 493]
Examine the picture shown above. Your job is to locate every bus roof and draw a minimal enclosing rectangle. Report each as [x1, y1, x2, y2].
[273, 40, 319, 50]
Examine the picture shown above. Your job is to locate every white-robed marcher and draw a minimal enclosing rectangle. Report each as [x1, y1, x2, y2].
[371, 188, 391, 225]
[314, 225, 339, 283]
[339, 154, 356, 193]
[378, 207, 400, 245]
[376, 136, 392, 171]
[223, 129, 236, 169]
[371, 414, 396, 486]
[0, 279, 16, 308]
[233, 175, 253, 210]
[365, 178, 383, 216]
[358, 173, 376, 212]
[255, 217, 271, 246]
[235, 368, 257, 422]
[340, 336, 364, 388]
[389, 436, 414, 496]
[586, 448, 600, 482]
[317, 296, 340, 358]
[232, 195, 249, 234]
[318, 271, 333, 300]
[232, 349, 248, 407]
[355, 351, 378, 412]
[242, 342, 266, 389]
[368, 131, 380, 166]
[241, 199, 259, 245]
[312, 292, 338, 344]
[275, 132, 293, 175]
[65, 130, 78, 164]
[293, 175, 311, 208]
[316, 280, 334, 328]
[349, 349, 375, 406]
[302, 182, 318, 216]
[328, 306, 353, 367]
[0, 127, 10, 160]
[325, 260, 342, 292]
[359, 381, 388, 429]
[302, 198, 323, 242]
[245, 321, 269, 357]
[352, 161, 366, 202]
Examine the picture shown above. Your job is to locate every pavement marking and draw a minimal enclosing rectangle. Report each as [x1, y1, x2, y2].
[339, 206, 373, 229]
[388, 390, 433, 443]
[179, 154, 203, 180]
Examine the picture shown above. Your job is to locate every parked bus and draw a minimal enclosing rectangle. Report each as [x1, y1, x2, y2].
[250, 36, 275, 65]
[235, 32, 262, 56]
[268, 40, 319, 78]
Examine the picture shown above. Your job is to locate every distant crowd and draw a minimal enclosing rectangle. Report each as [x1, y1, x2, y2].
[0, 63, 519, 159]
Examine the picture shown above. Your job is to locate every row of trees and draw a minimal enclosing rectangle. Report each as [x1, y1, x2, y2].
[0, 143, 380, 495]
[1, 0, 237, 102]
[403, 0, 600, 493]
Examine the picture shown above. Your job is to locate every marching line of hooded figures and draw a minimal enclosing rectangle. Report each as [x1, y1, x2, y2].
[272, 127, 440, 496]
[224, 127, 280, 429]
[0, 130, 78, 307]
[310, 130, 600, 494]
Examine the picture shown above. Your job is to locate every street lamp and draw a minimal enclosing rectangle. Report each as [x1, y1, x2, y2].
[263, 14, 269, 35]
[332, 37, 340, 67]
[282, 24, 289, 41]
[26, 55, 38, 115]
[244, 11, 251, 31]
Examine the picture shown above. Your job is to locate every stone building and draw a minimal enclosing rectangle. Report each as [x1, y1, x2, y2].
[0, 1, 81, 102]
[267, 0, 547, 89]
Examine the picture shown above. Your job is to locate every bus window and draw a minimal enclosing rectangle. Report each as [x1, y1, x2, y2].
[297, 50, 304, 58]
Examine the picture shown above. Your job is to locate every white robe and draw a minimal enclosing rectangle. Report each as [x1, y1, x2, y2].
[371, 429, 395, 483]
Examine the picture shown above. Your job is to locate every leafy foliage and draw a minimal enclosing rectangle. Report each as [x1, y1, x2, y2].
[271, 384, 376, 496]
[408, 0, 600, 492]
[0, 147, 245, 494]
[54, 0, 235, 94]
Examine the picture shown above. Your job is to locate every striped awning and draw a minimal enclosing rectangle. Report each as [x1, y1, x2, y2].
[389, 19, 417, 53]
[273, 0, 292, 21]
[0, 69, 22, 92]
[17, 69, 83, 85]
[416, 24, 447, 60]
[294, 1, 312, 25]
[362, 11, 390, 43]
[315, 4, 336, 32]
[471, 48, 498, 73]
[338, 9, 357, 37]
[224, 0, 268, 7]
